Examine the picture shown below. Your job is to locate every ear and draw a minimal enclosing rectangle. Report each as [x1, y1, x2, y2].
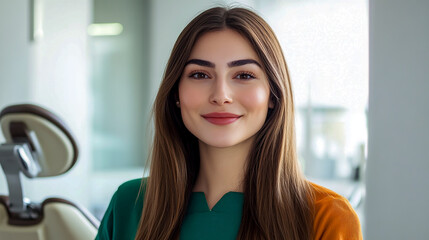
[268, 98, 274, 109]
[174, 92, 180, 107]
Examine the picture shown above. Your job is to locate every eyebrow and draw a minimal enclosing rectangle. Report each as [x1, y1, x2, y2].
[185, 59, 215, 68]
[184, 58, 262, 68]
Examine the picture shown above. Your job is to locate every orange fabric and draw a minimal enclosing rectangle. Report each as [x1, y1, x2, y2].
[311, 183, 363, 240]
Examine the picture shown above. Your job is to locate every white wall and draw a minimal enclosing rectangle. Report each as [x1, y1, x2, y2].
[0, 0, 31, 109]
[366, 0, 429, 239]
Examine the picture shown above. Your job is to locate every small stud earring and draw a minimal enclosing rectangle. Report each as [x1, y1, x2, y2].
[176, 101, 180, 107]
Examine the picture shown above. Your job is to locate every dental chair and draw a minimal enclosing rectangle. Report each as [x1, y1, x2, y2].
[0, 104, 98, 240]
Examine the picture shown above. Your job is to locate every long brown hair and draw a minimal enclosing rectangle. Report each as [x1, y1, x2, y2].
[135, 7, 314, 240]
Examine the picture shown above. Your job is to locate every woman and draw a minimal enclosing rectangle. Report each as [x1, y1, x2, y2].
[96, 7, 362, 240]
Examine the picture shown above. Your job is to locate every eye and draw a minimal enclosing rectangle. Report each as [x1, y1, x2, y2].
[189, 71, 210, 79]
[234, 72, 256, 80]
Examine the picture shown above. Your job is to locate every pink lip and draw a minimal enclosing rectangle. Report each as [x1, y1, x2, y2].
[201, 112, 242, 125]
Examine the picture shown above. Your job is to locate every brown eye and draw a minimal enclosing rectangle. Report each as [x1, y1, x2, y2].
[235, 72, 255, 80]
[189, 72, 209, 79]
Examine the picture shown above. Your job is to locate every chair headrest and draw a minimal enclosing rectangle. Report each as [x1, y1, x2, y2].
[0, 104, 78, 177]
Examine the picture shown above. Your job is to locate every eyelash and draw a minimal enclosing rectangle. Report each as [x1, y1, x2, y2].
[188, 71, 210, 79]
[234, 71, 256, 80]
[187, 71, 256, 80]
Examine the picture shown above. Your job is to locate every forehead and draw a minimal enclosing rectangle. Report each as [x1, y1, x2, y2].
[188, 29, 260, 63]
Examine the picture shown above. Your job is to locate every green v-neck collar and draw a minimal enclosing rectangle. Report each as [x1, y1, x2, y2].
[187, 192, 244, 214]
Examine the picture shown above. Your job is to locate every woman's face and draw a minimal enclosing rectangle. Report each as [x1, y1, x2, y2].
[178, 29, 272, 148]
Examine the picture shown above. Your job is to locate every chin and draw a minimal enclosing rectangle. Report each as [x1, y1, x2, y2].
[205, 142, 238, 148]
[200, 137, 240, 148]
[201, 134, 256, 149]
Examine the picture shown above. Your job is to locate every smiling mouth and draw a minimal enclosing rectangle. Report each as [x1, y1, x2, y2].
[201, 112, 242, 125]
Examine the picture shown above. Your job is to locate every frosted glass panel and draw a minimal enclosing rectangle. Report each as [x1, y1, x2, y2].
[90, 0, 150, 170]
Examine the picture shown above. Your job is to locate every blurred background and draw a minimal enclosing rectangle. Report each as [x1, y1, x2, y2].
[1, 0, 427, 239]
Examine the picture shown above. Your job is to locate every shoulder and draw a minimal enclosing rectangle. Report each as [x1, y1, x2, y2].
[96, 178, 147, 239]
[114, 177, 148, 209]
[96, 178, 148, 239]
[310, 182, 363, 240]
[108, 177, 148, 225]
[116, 177, 147, 198]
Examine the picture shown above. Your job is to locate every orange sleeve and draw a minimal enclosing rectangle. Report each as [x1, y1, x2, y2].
[311, 183, 363, 240]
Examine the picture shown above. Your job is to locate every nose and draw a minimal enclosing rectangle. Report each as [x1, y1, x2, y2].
[209, 77, 233, 105]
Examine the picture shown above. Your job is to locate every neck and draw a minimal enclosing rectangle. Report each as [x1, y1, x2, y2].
[193, 137, 254, 196]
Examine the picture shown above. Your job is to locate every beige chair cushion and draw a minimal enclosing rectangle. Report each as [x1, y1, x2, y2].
[0, 201, 97, 240]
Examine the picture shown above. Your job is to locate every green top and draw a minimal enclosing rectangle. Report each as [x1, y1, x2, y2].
[95, 178, 244, 240]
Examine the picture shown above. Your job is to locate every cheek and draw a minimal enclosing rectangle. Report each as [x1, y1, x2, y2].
[179, 81, 200, 134]
[179, 81, 204, 108]
[240, 85, 270, 110]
